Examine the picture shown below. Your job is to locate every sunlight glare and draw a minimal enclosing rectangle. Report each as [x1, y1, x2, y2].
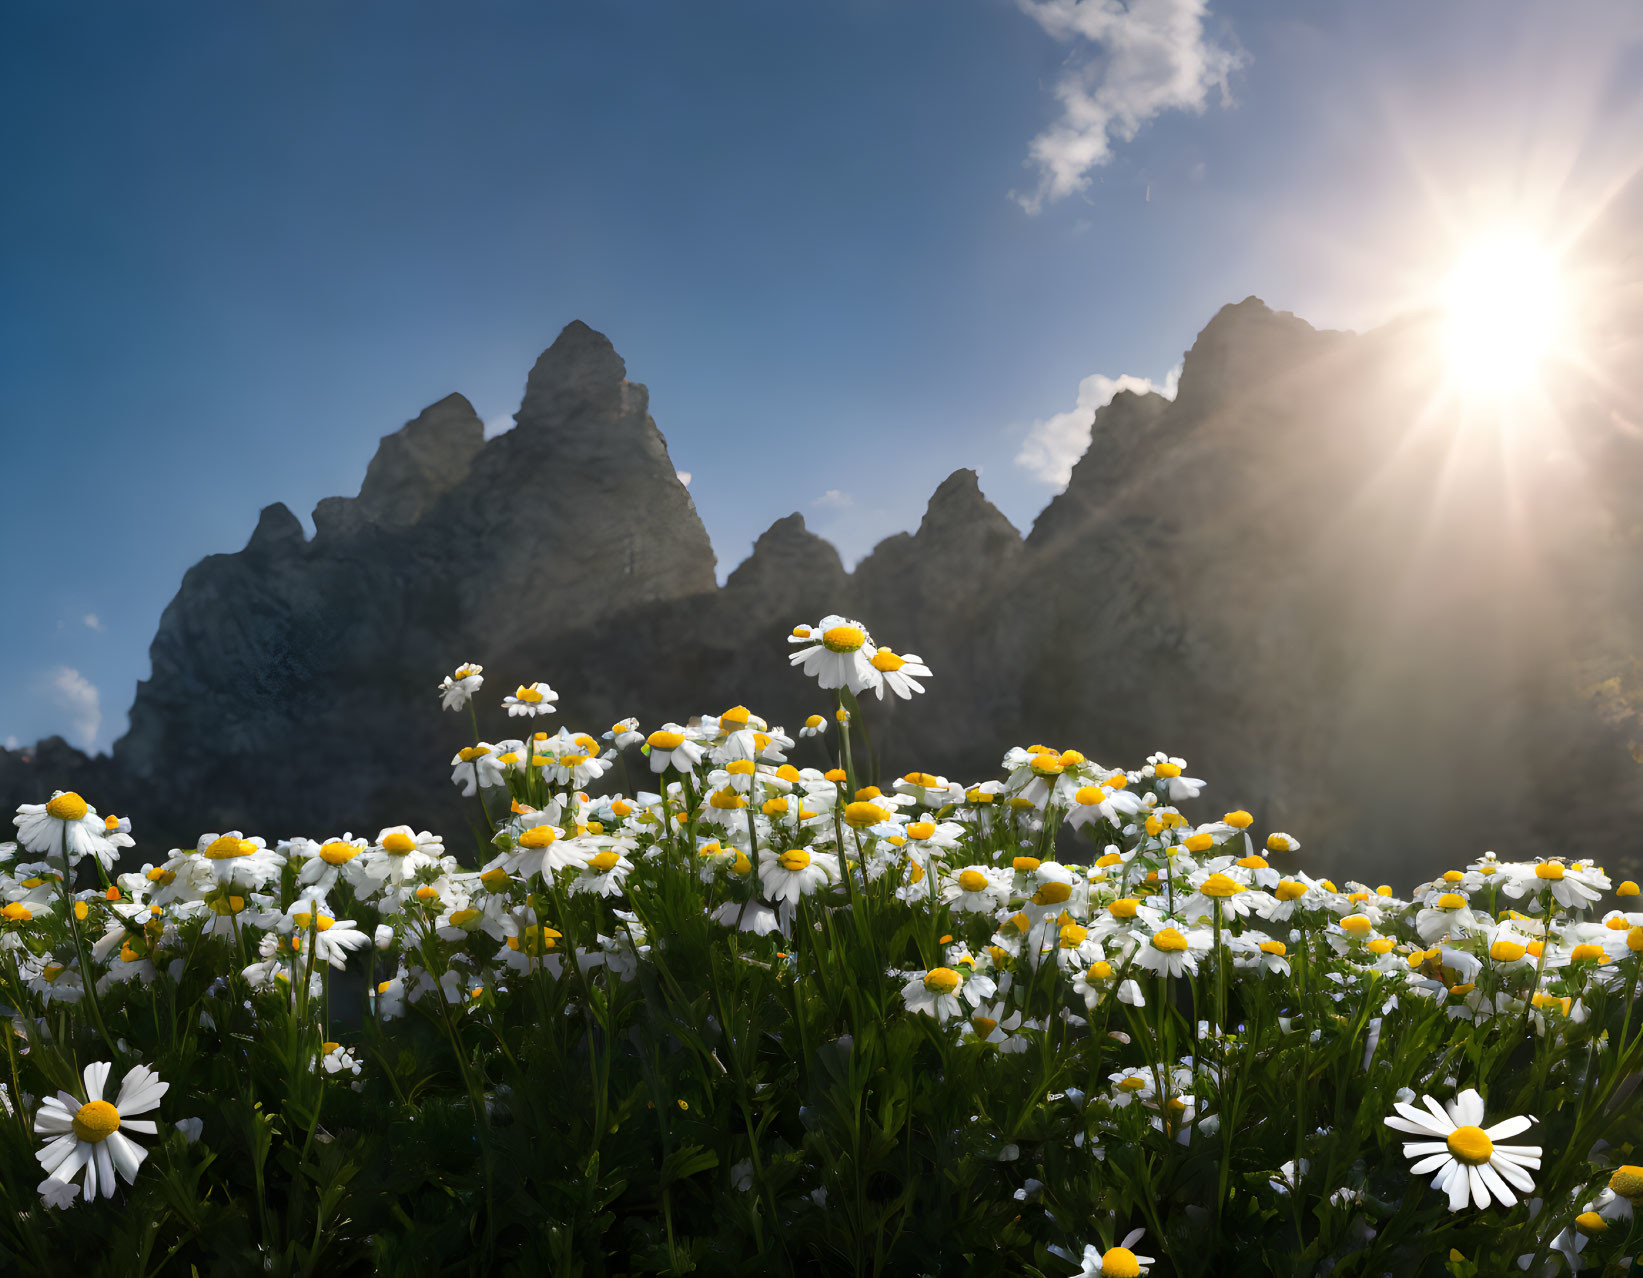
[1443, 232, 1564, 395]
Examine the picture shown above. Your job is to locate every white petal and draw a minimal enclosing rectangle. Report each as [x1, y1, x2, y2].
[1411, 1152, 1454, 1175]
[120, 1119, 157, 1135]
[1444, 1163, 1472, 1211]
[1454, 1089, 1486, 1128]
[93, 1142, 116, 1198]
[1423, 1095, 1459, 1130]
[82, 1061, 111, 1103]
[1468, 1164, 1490, 1209]
[81, 1145, 99, 1199]
[45, 1142, 91, 1183]
[1387, 1112, 1449, 1137]
[1479, 1161, 1517, 1207]
[1485, 1115, 1534, 1141]
[106, 1131, 146, 1183]
[1494, 1158, 1538, 1192]
[35, 1134, 81, 1175]
[1401, 1141, 1452, 1156]
[34, 1108, 74, 1134]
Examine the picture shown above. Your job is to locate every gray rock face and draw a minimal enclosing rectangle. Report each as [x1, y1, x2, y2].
[6, 305, 1642, 884]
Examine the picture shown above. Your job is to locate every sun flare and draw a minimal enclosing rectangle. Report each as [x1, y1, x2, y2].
[1442, 232, 1565, 395]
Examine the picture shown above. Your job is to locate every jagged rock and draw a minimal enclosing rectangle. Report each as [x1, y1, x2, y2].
[7, 303, 1643, 884]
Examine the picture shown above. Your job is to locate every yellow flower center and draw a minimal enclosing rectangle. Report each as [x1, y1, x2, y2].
[449, 908, 481, 927]
[1151, 927, 1189, 953]
[1266, 834, 1293, 852]
[1101, 1246, 1142, 1278]
[1436, 892, 1467, 910]
[1073, 785, 1107, 806]
[710, 788, 746, 810]
[292, 912, 335, 931]
[822, 625, 866, 653]
[514, 685, 544, 703]
[1, 903, 31, 923]
[957, 870, 990, 893]
[1029, 757, 1064, 777]
[648, 730, 685, 751]
[1575, 1212, 1607, 1234]
[1368, 936, 1396, 955]
[320, 840, 359, 865]
[507, 925, 561, 955]
[1535, 862, 1565, 880]
[870, 649, 906, 672]
[923, 967, 961, 995]
[844, 802, 889, 829]
[1237, 855, 1269, 869]
[778, 849, 812, 871]
[588, 851, 621, 873]
[719, 705, 751, 728]
[1059, 923, 1089, 948]
[1096, 852, 1124, 868]
[1569, 943, 1607, 963]
[1490, 940, 1527, 962]
[1224, 810, 1253, 829]
[72, 1099, 121, 1143]
[804, 714, 826, 728]
[479, 868, 510, 891]
[1629, 925, 1643, 952]
[1618, 880, 1640, 896]
[204, 835, 255, 859]
[1154, 762, 1181, 778]
[1034, 881, 1073, 906]
[1088, 960, 1114, 980]
[1260, 940, 1287, 956]
[1609, 1165, 1643, 1200]
[1274, 879, 1307, 901]
[1010, 856, 1040, 873]
[1108, 898, 1140, 919]
[1199, 872, 1243, 898]
[1446, 1125, 1494, 1165]
[381, 832, 418, 855]
[971, 1014, 998, 1037]
[45, 793, 89, 821]
[905, 822, 936, 841]
[1340, 914, 1372, 936]
[1118, 1075, 1148, 1091]
[457, 745, 489, 762]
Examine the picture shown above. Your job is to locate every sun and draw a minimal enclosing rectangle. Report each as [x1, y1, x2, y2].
[1442, 231, 1566, 395]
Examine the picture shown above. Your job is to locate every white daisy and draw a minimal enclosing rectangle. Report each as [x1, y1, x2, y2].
[366, 826, 444, 885]
[787, 615, 883, 695]
[1384, 1089, 1540, 1210]
[865, 648, 931, 700]
[646, 725, 706, 775]
[437, 663, 484, 711]
[502, 682, 558, 718]
[1077, 1229, 1156, 1276]
[13, 792, 116, 868]
[941, 864, 1012, 914]
[34, 1061, 168, 1200]
[758, 847, 840, 907]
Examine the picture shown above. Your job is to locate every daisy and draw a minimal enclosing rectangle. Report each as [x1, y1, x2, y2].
[603, 716, 645, 749]
[1077, 1230, 1156, 1277]
[365, 826, 444, 884]
[285, 901, 372, 970]
[503, 682, 558, 718]
[1384, 1089, 1539, 1210]
[900, 965, 984, 1022]
[646, 725, 706, 775]
[193, 832, 285, 892]
[450, 744, 508, 796]
[1501, 860, 1608, 911]
[758, 847, 841, 907]
[568, 846, 635, 898]
[1144, 754, 1205, 803]
[437, 663, 484, 711]
[1133, 926, 1209, 978]
[798, 714, 829, 739]
[787, 615, 883, 695]
[13, 792, 116, 868]
[1265, 832, 1302, 854]
[35, 1060, 168, 1200]
[296, 835, 379, 897]
[941, 864, 1012, 914]
[866, 648, 931, 700]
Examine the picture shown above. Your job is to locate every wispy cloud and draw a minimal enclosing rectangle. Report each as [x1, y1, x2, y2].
[1014, 0, 1243, 213]
[47, 666, 102, 753]
[812, 490, 853, 510]
[676, 470, 692, 487]
[83, 613, 105, 632]
[1014, 364, 1179, 487]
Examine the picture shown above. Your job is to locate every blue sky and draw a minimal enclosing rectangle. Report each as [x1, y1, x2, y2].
[3, 0, 1641, 752]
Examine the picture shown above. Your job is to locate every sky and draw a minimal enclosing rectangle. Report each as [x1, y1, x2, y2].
[3, 0, 1642, 753]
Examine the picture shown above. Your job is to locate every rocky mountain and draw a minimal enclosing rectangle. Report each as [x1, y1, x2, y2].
[6, 301, 1642, 884]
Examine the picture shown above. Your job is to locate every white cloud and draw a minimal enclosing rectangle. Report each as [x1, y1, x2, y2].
[676, 471, 692, 487]
[1014, 0, 1244, 213]
[83, 613, 104, 632]
[812, 490, 853, 510]
[1014, 365, 1179, 487]
[47, 666, 101, 752]
[3, 735, 18, 752]
[483, 413, 515, 439]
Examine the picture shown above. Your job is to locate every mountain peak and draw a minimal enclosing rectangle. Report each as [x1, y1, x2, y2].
[518, 320, 628, 426]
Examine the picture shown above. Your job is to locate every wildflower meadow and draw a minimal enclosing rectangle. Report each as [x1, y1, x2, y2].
[2, 615, 1642, 1276]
